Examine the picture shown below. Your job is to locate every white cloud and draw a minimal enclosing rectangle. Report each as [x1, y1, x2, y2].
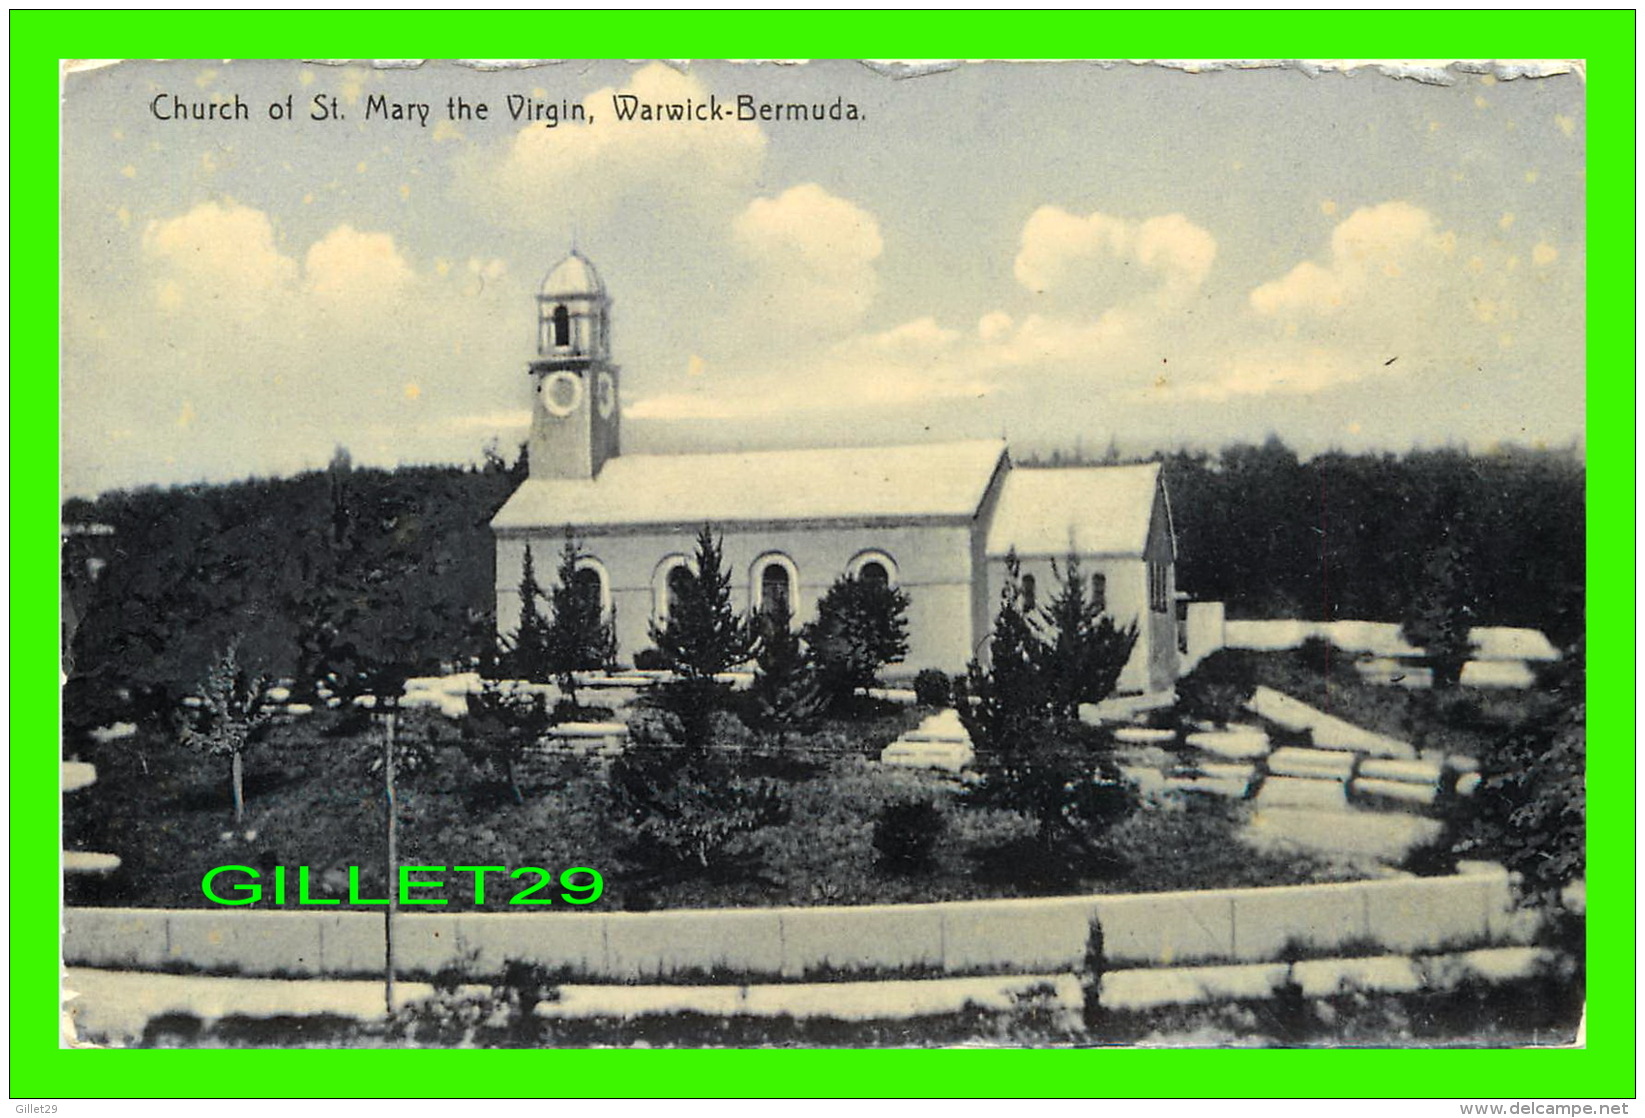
[303, 224, 414, 300]
[1014, 207, 1216, 307]
[141, 201, 297, 315]
[732, 184, 883, 332]
[1250, 201, 1442, 317]
[480, 62, 767, 231]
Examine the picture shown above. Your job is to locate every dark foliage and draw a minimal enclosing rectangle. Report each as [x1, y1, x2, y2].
[749, 605, 826, 729]
[648, 526, 757, 680]
[802, 574, 911, 709]
[872, 799, 945, 874]
[1174, 650, 1258, 726]
[459, 682, 551, 804]
[1402, 531, 1478, 690]
[912, 668, 952, 708]
[607, 747, 789, 883]
[1453, 643, 1586, 901]
[1034, 553, 1138, 719]
[543, 533, 619, 705]
[502, 544, 552, 683]
[1150, 438, 1583, 646]
[956, 554, 1138, 871]
[63, 460, 514, 736]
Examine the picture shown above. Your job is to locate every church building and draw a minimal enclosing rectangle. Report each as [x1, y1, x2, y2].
[491, 252, 1181, 695]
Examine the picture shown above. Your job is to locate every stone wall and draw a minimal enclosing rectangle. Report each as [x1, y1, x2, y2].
[64, 866, 1540, 982]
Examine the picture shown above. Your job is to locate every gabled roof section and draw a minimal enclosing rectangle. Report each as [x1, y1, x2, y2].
[986, 462, 1165, 558]
[493, 439, 1009, 531]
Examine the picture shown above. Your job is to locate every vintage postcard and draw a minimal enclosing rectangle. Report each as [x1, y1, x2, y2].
[59, 58, 1587, 1053]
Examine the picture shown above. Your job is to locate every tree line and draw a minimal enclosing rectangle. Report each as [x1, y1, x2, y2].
[62, 437, 1584, 736]
[1026, 437, 1584, 647]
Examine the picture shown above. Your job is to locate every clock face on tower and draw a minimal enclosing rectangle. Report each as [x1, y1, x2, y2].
[595, 370, 617, 419]
[540, 372, 583, 418]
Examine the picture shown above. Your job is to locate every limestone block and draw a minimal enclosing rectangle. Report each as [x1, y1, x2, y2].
[1267, 747, 1357, 781]
[940, 896, 1094, 974]
[1114, 727, 1177, 745]
[1256, 776, 1347, 810]
[63, 908, 170, 969]
[63, 851, 122, 874]
[1361, 875, 1496, 954]
[1460, 660, 1537, 689]
[1470, 627, 1560, 662]
[1230, 883, 1369, 960]
[1121, 766, 1170, 798]
[1354, 658, 1433, 689]
[1200, 762, 1257, 782]
[1166, 775, 1250, 799]
[1455, 773, 1482, 797]
[779, 904, 944, 978]
[382, 913, 469, 978]
[1292, 955, 1424, 998]
[1100, 962, 1289, 1011]
[606, 908, 785, 980]
[1352, 778, 1437, 806]
[166, 910, 326, 977]
[1423, 947, 1556, 990]
[63, 762, 98, 792]
[1092, 890, 1236, 966]
[1359, 757, 1443, 785]
[449, 912, 609, 979]
[313, 911, 391, 978]
[880, 740, 972, 773]
[1245, 686, 1414, 758]
[1186, 727, 1271, 760]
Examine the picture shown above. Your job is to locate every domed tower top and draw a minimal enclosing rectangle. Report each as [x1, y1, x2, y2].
[540, 249, 606, 300]
[536, 249, 610, 360]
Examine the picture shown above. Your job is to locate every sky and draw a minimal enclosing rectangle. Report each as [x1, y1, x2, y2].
[60, 59, 1586, 498]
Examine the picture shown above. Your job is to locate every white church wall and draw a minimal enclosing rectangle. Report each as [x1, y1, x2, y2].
[497, 518, 980, 675]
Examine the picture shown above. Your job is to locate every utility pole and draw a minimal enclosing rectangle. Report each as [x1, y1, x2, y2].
[383, 705, 398, 1015]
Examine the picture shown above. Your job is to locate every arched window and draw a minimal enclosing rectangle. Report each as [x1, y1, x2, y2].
[1021, 573, 1038, 612]
[573, 564, 605, 612]
[847, 549, 899, 588]
[761, 563, 792, 619]
[552, 304, 571, 348]
[1090, 572, 1107, 615]
[652, 555, 692, 624]
[667, 566, 694, 619]
[750, 552, 799, 622]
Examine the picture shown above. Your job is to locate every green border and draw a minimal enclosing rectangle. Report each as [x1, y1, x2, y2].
[14, 10, 1634, 1100]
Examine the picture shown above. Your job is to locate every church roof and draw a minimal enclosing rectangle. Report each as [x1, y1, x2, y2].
[493, 439, 1009, 531]
[540, 251, 605, 298]
[986, 462, 1164, 558]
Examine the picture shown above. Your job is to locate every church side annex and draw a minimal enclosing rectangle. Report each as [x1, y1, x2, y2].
[491, 251, 1181, 693]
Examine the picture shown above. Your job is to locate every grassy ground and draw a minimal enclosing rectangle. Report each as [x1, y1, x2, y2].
[66, 698, 1338, 912]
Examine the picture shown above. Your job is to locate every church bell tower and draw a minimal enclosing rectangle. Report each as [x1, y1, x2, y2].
[528, 250, 619, 480]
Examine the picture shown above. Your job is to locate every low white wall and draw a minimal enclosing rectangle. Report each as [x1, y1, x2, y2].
[63, 867, 1540, 981]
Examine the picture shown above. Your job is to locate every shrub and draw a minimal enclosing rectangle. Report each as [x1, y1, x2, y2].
[649, 526, 757, 681]
[956, 554, 1138, 872]
[872, 799, 945, 874]
[913, 668, 952, 707]
[1034, 554, 1137, 719]
[608, 749, 789, 882]
[542, 533, 618, 708]
[802, 575, 911, 710]
[459, 682, 550, 804]
[632, 647, 668, 671]
[1175, 650, 1257, 726]
[750, 606, 826, 728]
[1297, 635, 1338, 675]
